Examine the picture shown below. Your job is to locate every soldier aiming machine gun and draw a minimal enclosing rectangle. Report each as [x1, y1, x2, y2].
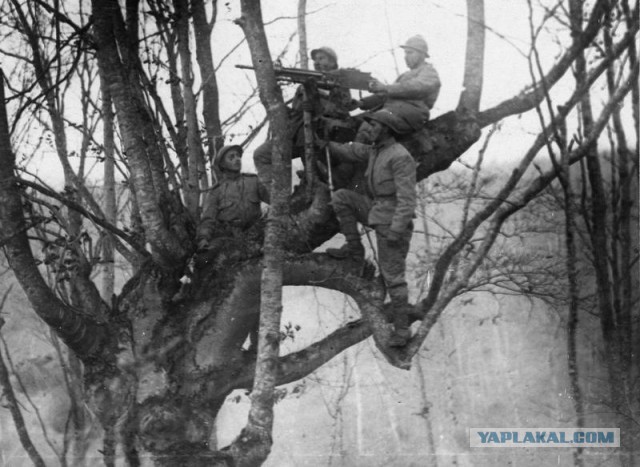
[236, 62, 372, 91]
[238, 62, 372, 195]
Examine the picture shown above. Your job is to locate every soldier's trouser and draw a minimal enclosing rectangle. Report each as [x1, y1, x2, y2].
[330, 189, 372, 242]
[332, 189, 413, 295]
[375, 224, 413, 299]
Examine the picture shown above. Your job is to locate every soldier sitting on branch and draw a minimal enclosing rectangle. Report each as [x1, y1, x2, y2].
[359, 35, 441, 137]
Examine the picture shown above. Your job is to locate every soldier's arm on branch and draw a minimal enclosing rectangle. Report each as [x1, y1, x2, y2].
[389, 152, 417, 234]
[327, 141, 372, 163]
[385, 65, 441, 100]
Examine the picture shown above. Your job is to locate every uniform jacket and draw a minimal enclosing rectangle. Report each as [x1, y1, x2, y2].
[289, 83, 353, 144]
[291, 83, 352, 120]
[330, 138, 416, 233]
[197, 173, 269, 241]
[386, 61, 440, 112]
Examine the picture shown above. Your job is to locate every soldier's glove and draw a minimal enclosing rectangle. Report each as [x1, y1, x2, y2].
[315, 138, 328, 152]
[197, 238, 210, 251]
[368, 79, 387, 94]
[386, 230, 402, 247]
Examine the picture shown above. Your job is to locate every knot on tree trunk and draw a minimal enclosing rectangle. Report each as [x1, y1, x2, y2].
[138, 397, 214, 456]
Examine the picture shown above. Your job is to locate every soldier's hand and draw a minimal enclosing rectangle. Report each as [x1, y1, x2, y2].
[368, 79, 387, 94]
[315, 138, 328, 152]
[386, 230, 402, 247]
[347, 99, 361, 111]
[197, 238, 210, 251]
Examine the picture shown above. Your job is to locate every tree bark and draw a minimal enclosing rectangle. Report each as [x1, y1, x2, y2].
[457, 0, 484, 113]
[100, 66, 117, 301]
[297, 0, 308, 69]
[174, 0, 208, 219]
[192, 0, 223, 158]
[91, 0, 187, 266]
[226, 1, 292, 464]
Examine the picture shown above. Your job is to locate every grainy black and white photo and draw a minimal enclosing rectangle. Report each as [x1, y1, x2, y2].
[0, 0, 638, 465]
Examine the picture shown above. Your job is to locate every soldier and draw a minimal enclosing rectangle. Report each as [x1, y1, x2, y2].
[325, 108, 417, 347]
[361, 35, 440, 133]
[172, 144, 269, 303]
[197, 144, 269, 250]
[253, 46, 355, 186]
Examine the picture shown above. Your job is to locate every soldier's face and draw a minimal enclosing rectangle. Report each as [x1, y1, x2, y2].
[222, 150, 242, 172]
[369, 120, 386, 143]
[404, 48, 425, 69]
[313, 52, 336, 72]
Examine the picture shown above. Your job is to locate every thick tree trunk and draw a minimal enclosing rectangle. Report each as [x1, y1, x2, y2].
[223, 2, 293, 465]
[92, 0, 187, 266]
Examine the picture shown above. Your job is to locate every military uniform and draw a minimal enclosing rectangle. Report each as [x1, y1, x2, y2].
[197, 172, 269, 243]
[385, 61, 440, 122]
[253, 84, 353, 186]
[328, 137, 416, 302]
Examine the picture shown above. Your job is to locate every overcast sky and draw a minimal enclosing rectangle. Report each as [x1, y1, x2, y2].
[23, 0, 629, 186]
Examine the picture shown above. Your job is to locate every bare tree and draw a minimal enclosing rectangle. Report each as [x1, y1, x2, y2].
[0, 1, 637, 465]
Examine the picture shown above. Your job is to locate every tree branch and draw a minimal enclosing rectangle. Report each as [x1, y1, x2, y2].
[477, 0, 615, 126]
[0, 318, 47, 467]
[17, 178, 147, 255]
[0, 68, 111, 359]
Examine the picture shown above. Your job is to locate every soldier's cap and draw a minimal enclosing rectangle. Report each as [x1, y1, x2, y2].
[214, 144, 243, 170]
[363, 109, 404, 134]
[400, 35, 429, 57]
[310, 46, 338, 64]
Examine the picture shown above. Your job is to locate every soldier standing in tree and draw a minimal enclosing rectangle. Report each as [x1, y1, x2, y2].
[324, 108, 417, 347]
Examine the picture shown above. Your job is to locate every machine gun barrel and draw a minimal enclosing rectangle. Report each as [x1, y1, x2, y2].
[236, 64, 372, 91]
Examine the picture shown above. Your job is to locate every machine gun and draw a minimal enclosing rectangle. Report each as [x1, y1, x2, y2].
[236, 62, 372, 91]
[237, 62, 371, 198]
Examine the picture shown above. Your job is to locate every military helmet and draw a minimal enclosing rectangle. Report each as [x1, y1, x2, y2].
[214, 144, 243, 170]
[310, 46, 338, 65]
[363, 109, 404, 134]
[400, 35, 429, 57]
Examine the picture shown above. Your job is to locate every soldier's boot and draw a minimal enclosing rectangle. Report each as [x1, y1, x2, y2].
[326, 215, 364, 260]
[388, 290, 411, 347]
